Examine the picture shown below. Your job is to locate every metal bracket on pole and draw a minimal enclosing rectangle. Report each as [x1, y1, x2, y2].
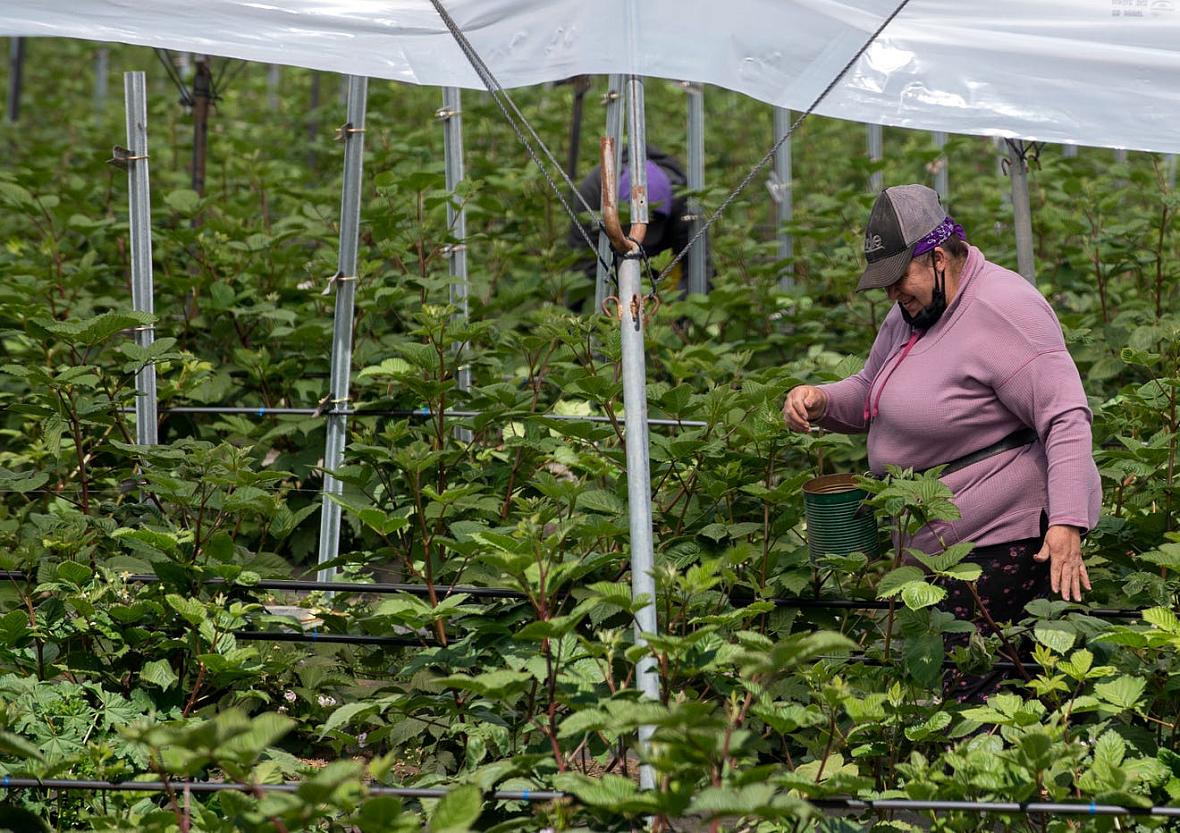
[682, 81, 707, 296]
[771, 107, 795, 289]
[317, 76, 369, 585]
[932, 131, 949, 203]
[595, 74, 624, 312]
[867, 123, 883, 193]
[442, 86, 472, 443]
[1004, 139, 1037, 285]
[123, 72, 158, 448]
[614, 75, 661, 793]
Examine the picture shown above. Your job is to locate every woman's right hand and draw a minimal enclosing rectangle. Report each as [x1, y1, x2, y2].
[783, 385, 828, 433]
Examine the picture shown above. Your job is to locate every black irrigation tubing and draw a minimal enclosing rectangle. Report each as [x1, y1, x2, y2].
[234, 631, 423, 648]
[0, 777, 561, 802]
[0, 569, 1145, 620]
[812, 798, 1180, 818]
[118, 406, 706, 428]
[3, 778, 1179, 818]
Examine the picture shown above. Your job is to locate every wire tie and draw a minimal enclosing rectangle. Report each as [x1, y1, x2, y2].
[434, 107, 460, 121]
[133, 325, 155, 333]
[256, 407, 266, 417]
[331, 396, 351, 405]
[108, 146, 149, 171]
[440, 243, 467, 256]
[321, 272, 358, 295]
[1090, 801, 1097, 815]
[521, 789, 530, 800]
[310, 629, 318, 641]
[1, 775, 9, 787]
[334, 122, 365, 142]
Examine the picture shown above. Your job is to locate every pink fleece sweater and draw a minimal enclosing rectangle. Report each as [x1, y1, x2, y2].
[817, 245, 1101, 555]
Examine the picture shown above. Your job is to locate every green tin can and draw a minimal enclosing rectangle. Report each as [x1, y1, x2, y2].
[802, 473, 880, 562]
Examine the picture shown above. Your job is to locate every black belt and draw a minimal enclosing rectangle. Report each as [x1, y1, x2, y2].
[916, 427, 1039, 477]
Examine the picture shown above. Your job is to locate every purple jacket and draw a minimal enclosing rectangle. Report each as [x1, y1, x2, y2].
[818, 245, 1101, 555]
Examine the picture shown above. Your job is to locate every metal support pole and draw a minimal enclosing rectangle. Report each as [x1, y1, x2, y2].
[867, 123, 883, 193]
[123, 73, 158, 448]
[621, 75, 660, 793]
[1062, 144, 1078, 159]
[1114, 148, 1128, 164]
[932, 131, 948, 203]
[94, 49, 109, 115]
[684, 81, 707, 295]
[595, 74, 624, 312]
[191, 57, 212, 196]
[441, 87, 472, 441]
[316, 76, 369, 584]
[772, 107, 794, 289]
[267, 65, 281, 111]
[1005, 139, 1036, 285]
[6, 38, 25, 124]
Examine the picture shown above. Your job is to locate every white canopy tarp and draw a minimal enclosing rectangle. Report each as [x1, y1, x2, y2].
[3, 0, 1180, 154]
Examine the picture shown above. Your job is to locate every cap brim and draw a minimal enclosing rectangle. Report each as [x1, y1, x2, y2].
[856, 244, 915, 292]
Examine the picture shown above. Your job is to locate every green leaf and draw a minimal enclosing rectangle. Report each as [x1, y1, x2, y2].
[1143, 606, 1180, 634]
[904, 710, 951, 741]
[1095, 675, 1146, 712]
[140, 659, 178, 690]
[1034, 622, 1076, 654]
[429, 784, 481, 833]
[321, 702, 376, 739]
[164, 189, 201, 214]
[901, 582, 946, 610]
[877, 566, 924, 599]
[552, 773, 638, 809]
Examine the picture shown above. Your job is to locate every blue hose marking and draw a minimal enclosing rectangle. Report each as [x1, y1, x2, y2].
[1090, 801, 1097, 815]
[258, 407, 265, 416]
[522, 789, 529, 800]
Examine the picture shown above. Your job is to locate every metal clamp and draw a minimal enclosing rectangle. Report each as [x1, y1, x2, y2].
[321, 271, 358, 295]
[108, 146, 149, 171]
[1001, 139, 1045, 175]
[434, 107, 460, 121]
[601, 89, 621, 105]
[334, 122, 365, 142]
[601, 293, 660, 327]
[766, 171, 790, 204]
[440, 243, 468, 257]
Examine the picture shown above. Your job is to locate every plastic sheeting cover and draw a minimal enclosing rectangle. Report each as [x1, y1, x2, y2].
[3, 0, 1180, 153]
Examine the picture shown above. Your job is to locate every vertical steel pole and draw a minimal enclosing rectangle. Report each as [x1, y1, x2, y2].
[317, 76, 369, 584]
[684, 81, 707, 295]
[867, 123, 883, 193]
[1062, 144, 1078, 159]
[95, 49, 109, 115]
[441, 87, 472, 441]
[595, 75, 624, 312]
[932, 131, 948, 203]
[7, 38, 25, 124]
[267, 65, 281, 111]
[191, 57, 212, 196]
[1114, 148, 1128, 164]
[772, 107, 794, 289]
[124, 72, 158, 447]
[621, 75, 660, 793]
[1006, 140, 1036, 284]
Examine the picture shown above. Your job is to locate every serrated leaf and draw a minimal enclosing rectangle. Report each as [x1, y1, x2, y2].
[1095, 675, 1146, 712]
[140, 659, 178, 690]
[877, 566, 924, 599]
[429, 784, 481, 833]
[1034, 622, 1076, 654]
[901, 581, 945, 610]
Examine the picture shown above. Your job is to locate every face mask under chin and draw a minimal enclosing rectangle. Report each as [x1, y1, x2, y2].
[898, 269, 947, 330]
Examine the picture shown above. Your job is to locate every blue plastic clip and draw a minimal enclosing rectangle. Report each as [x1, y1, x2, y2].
[310, 630, 319, 641]
[1089, 801, 1097, 815]
[521, 789, 530, 801]
[1, 775, 10, 787]
[257, 406, 266, 416]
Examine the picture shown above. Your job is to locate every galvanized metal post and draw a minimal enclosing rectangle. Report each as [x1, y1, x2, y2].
[7, 38, 25, 124]
[1005, 140, 1036, 284]
[684, 81, 707, 295]
[595, 74, 624, 312]
[1114, 148, 1128, 164]
[1062, 144, 1078, 159]
[772, 107, 794, 289]
[191, 57, 212, 196]
[867, 123, 883, 193]
[267, 65, 281, 111]
[317, 76, 368, 584]
[932, 131, 948, 203]
[95, 49, 109, 114]
[123, 72, 158, 447]
[620, 75, 660, 793]
[441, 87, 472, 441]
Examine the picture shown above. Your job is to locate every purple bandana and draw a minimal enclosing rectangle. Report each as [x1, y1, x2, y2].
[912, 216, 965, 257]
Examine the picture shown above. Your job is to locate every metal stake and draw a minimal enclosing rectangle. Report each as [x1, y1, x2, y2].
[123, 72, 158, 447]
[867, 123, 883, 193]
[267, 65, 281, 111]
[1114, 148, 1128, 164]
[684, 81, 707, 295]
[1168, 154, 1177, 189]
[191, 57, 212, 196]
[932, 131, 948, 203]
[441, 87, 472, 441]
[1005, 139, 1036, 284]
[94, 49, 109, 115]
[1062, 144, 1078, 159]
[316, 76, 368, 584]
[6, 38, 25, 124]
[622, 75, 660, 793]
[771, 107, 794, 289]
[595, 74, 624, 312]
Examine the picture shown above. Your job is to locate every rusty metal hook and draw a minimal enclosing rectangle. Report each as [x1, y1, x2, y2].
[600, 136, 647, 256]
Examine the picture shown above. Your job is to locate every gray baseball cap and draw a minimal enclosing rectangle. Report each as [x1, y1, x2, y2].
[857, 184, 947, 291]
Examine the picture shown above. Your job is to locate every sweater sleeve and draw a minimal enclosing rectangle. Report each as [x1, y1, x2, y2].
[816, 315, 906, 435]
[993, 349, 1102, 531]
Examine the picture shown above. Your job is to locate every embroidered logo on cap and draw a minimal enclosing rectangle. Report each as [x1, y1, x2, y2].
[864, 233, 885, 254]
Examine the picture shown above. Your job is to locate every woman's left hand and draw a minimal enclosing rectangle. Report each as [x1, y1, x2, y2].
[1033, 525, 1091, 602]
